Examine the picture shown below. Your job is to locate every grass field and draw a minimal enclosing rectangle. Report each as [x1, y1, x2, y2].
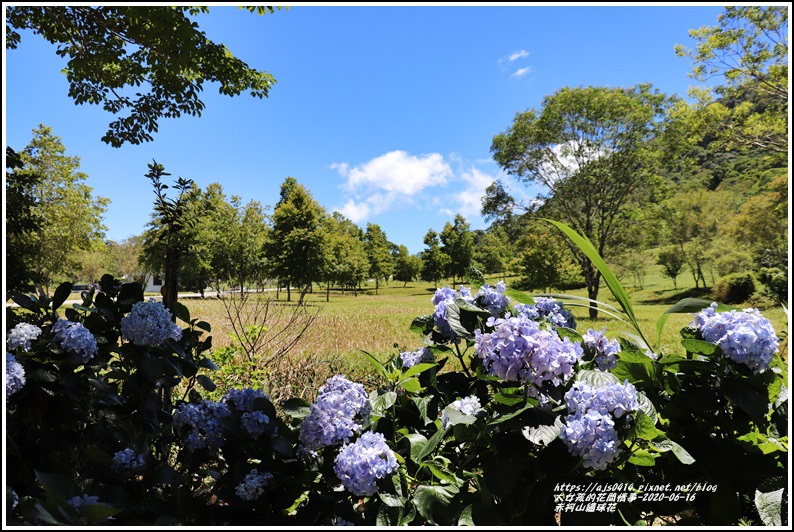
[182, 263, 789, 400]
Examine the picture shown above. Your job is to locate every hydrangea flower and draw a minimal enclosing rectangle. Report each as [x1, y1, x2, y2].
[7, 323, 42, 352]
[441, 395, 482, 429]
[559, 409, 622, 471]
[582, 328, 621, 371]
[690, 302, 779, 373]
[299, 375, 371, 451]
[6, 353, 26, 398]
[564, 381, 639, 419]
[173, 400, 231, 451]
[333, 431, 399, 497]
[399, 347, 434, 368]
[50, 319, 98, 363]
[120, 299, 182, 347]
[111, 448, 145, 474]
[221, 387, 275, 439]
[458, 285, 475, 304]
[432, 285, 458, 306]
[331, 517, 356, 526]
[222, 387, 268, 412]
[235, 469, 273, 501]
[474, 281, 510, 316]
[67, 494, 101, 509]
[474, 313, 582, 388]
[515, 297, 576, 329]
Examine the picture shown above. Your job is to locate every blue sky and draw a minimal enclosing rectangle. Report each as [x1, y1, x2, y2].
[4, 4, 726, 254]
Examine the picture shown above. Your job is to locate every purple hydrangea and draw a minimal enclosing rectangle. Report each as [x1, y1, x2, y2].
[475, 281, 510, 316]
[333, 431, 399, 497]
[565, 381, 639, 419]
[173, 400, 231, 451]
[121, 299, 182, 347]
[67, 494, 101, 510]
[50, 319, 98, 363]
[7, 323, 42, 352]
[582, 328, 621, 371]
[560, 410, 622, 471]
[441, 395, 482, 429]
[515, 297, 577, 329]
[112, 448, 145, 474]
[474, 313, 582, 388]
[690, 303, 779, 373]
[222, 387, 268, 412]
[399, 347, 434, 369]
[6, 352, 26, 398]
[235, 469, 273, 501]
[432, 285, 458, 306]
[458, 285, 475, 304]
[299, 375, 372, 451]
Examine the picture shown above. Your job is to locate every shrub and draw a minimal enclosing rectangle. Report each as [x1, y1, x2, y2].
[757, 266, 788, 304]
[712, 271, 757, 304]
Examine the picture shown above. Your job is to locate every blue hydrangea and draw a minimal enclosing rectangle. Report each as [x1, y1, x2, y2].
[515, 297, 577, 329]
[241, 411, 274, 439]
[299, 375, 372, 451]
[583, 328, 621, 371]
[112, 448, 145, 474]
[222, 387, 268, 412]
[565, 381, 639, 419]
[475, 281, 510, 316]
[331, 517, 356, 526]
[690, 303, 779, 373]
[6, 353, 26, 399]
[235, 469, 273, 501]
[67, 494, 101, 509]
[333, 431, 399, 497]
[121, 299, 182, 347]
[432, 285, 458, 306]
[441, 395, 482, 429]
[7, 323, 42, 352]
[399, 347, 434, 368]
[50, 319, 98, 363]
[474, 314, 582, 388]
[173, 400, 231, 451]
[560, 410, 622, 471]
[458, 285, 475, 304]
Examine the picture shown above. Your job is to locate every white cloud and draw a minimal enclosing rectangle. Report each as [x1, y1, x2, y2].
[511, 67, 532, 79]
[330, 162, 349, 177]
[341, 150, 451, 195]
[449, 167, 496, 218]
[337, 198, 371, 223]
[499, 49, 529, 64]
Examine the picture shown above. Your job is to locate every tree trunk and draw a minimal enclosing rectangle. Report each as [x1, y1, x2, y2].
[287, 283, 291, 302]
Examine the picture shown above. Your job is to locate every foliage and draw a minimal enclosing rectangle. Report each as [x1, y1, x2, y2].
[392, 245, 423, 287]
[419, 229, 450, 288]
[364, 223, 395, 295]
[440, 214, 475, 284]
[5, 147, 43, 293]
[6, 221, 786, 526]
[712, 272, 757, 305]
[657, 247, 687, 290]
[6, 6, 282, 147]
[324, 212, 370, 294]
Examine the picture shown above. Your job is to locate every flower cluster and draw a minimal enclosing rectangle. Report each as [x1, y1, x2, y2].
[474, 314, 582, 388]
[515, 297, 576, 329]
[582, 328, 621, 371]
[67, 494, 101, 510]
[441, 395, 482, 429]
[173, 400, 231, 452]
[111, 448, 145, 474]
[50, 319, 98, 363]
[120, 299, 183, 347]
[432, 286, 460, 340]
[690, 303, 779, 373]
[474, 281, 509, 316]
[299, 375, 372, 451]
[560, 380, 638, 470]
[235, 469, 273, 501]
[7, 323, 42, 352]
[399, 346, 434, 369]
[222, 387, 275, 439]
[6, 353, 26, 398]
[333, 431, 399, 497]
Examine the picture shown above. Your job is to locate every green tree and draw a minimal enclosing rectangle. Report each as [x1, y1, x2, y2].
[364, 223, 395, 295]
[5, 147, 43, 293]
[392, 244, 423, 287]
[6, 6, 282, 147]
[15, 125, 109, 293]
[474, 227, 511, 275]
[491, 85, 673, 318]
[440, 214, 474, 284]
[657, 247, 687, 290]
[105, 235, 151, 287]
[325, 212, 370, 296]
[675, 6, 788, 154]
[265, 177, 330, 303]
[420, 229, 450, 288]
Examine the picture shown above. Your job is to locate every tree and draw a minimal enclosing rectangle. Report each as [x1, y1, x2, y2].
[675, 6, 788, 154]
[6, 6, 282, 147]
[325, 212, 369, 296]
[420, 229, 450, 288]
[474, 227, 511, 275]
[105, 235, 151, 287]
[265, 177, 330, 303]
[14, 125, 109, 293]
[657, 247, 687, 290]
[6, 147, 43, 293]
[440, 214, 475, 284]
[364, 223, 395, 295]
[392, 245, 423, 287]
[491, 85, 673, 318]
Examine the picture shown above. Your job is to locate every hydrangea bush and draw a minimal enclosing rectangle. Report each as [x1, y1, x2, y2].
[5, 218, 788, 527]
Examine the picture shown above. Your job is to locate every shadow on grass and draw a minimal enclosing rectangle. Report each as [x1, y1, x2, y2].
[639, 287, 712, 306]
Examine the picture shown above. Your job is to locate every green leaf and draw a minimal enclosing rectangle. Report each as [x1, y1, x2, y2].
[457, 504, 475, 526]
[521, 417, 563, 446]
[650, 438, 695, 464]
[443, 301, 474, 339]
[493, 389, 525, 406]
[81, 504, 122, 524]
[413, 395, 437, 425]
[51, 282, 73, 311]
[379, 492, 405, 508]
[400, 378, 421, 393]
[413, 484, 460, 525]
[171, 301, 190, 324]
[575, 369, 621, 387]
[9, 291, 42, 313]
[628, 449, 656, 466]
[361, 350, 388, 381]
[723, 376, 770, 421]
[681, 339, 718, 356]
[35, 470, 74, 501]
[754, 476, 786, 526]
[400, 362, 437, 381]
[371, 391, 397, 418]
[442, 405, 477, 427]
[487, 403, 532, 426]
[196, 374, 216, 392]
[656, 298, 735, 348]
[195, 320, 212, 332]
[413, 427, 450, 463]
[636, 392, 658, 424]
[632, 411, 664, 441]
[116, 282, 143, 313]
[281, 397, 311, 419]
[199, 357, 219, 371]
[405, 433, 429, 463]
[410, 315, 434, 336]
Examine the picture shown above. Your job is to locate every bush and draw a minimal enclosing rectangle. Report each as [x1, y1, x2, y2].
[757, 267, 788, 304]
[712, 271, 757, 304]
